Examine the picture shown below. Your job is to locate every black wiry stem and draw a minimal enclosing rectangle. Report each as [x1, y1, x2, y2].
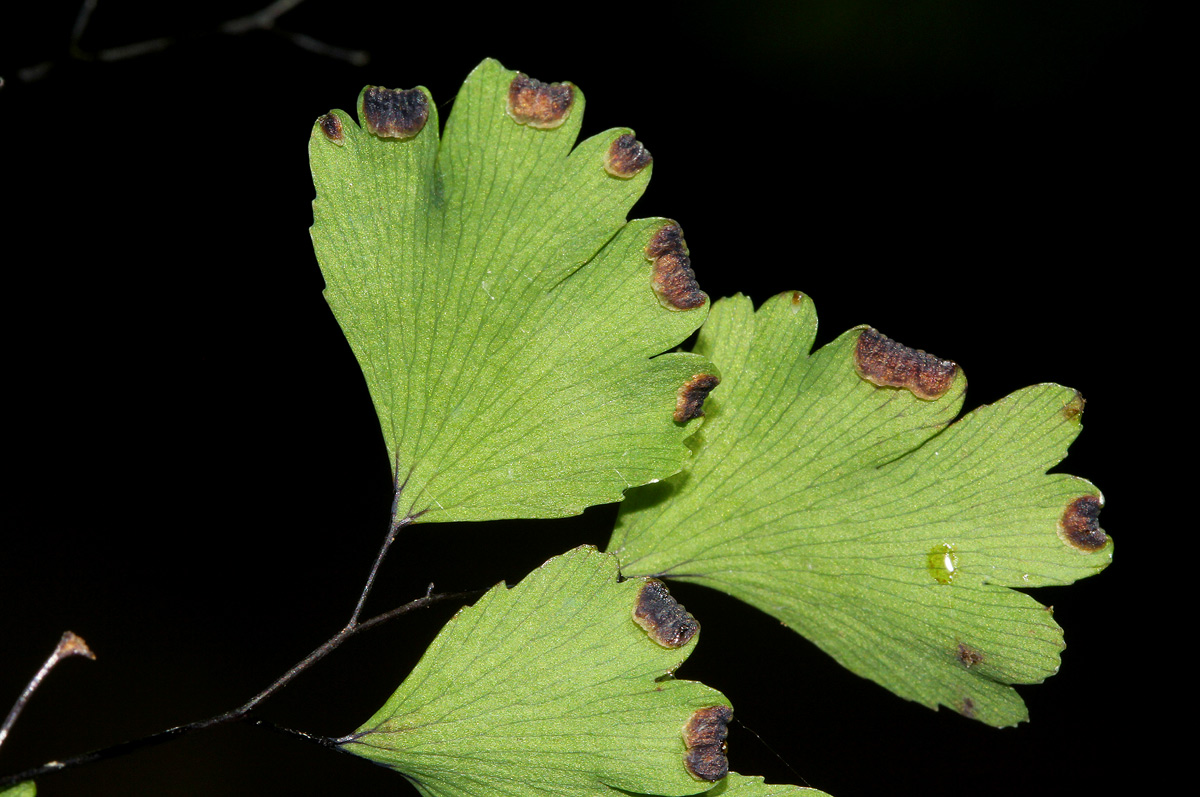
[349, 473, 424, 628]
[0, 589, 479, 788]
[7, 0, 369, 86]
[1, 477, 475, 788]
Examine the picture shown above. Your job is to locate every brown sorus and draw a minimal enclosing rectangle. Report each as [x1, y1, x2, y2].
[1058, 494, 1107, 552]
[674, 374, 720, 423]
[506, 73, 574, 129]
[685, 746, 729, 782]
[317, 113, 345, 144]
[854, 327, 957, 400]
[605, 133, 652, 177]
[683, 705, 732, 782]
[633, 579, 699, 649]
[361, 87, 429, 139]
[645, 223, 706, 311]
[1062, 390, 1086, 421]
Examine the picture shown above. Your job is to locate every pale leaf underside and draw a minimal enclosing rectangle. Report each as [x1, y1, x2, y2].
[609, 293, 1113, 727]
[343, 546, 732, 797]
[310, 59, 713, 523]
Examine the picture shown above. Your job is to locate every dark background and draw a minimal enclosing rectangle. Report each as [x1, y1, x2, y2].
[2, 1, 1164, 795]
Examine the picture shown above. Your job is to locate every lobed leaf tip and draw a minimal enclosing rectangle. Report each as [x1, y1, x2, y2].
[1057, 494, 1108, 552]
[506, 72, 575, 129]
[646, 222, 707, 311]
[683, 705, 733, 782]
[361, 86, 429, 139]
[853, 327, 958, 400]
[632, 578, 699, 648]
[605, 133, 652, 177]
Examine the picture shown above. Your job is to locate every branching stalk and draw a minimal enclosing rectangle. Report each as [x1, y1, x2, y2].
[0, 588, 478, 788]
[0, 476, 477, 788]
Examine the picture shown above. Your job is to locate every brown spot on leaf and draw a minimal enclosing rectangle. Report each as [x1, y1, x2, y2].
[683, 705, 732, 782]
[506, 72, 574, 129]
[604, 133, 652, 177]
[684, 706, 732, 747]
[1062, 391, 1086, 421]
[854, 328, 958, 400]
[317, 113, 345, 145]
[956, 643, 984, 669]
[361, 87, 429, 139]
[674, 374, 719, 423]
[1058, 495, 1107, 552]
[645, 223, 685, 259]
[686, 747, 730, 782]
[791, 291, 804, 305]
[960, 697, 977, 719]
[645, 223, 707, 311]
[633, 579, 699, 648]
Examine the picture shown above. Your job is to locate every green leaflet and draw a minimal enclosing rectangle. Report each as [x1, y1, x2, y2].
[309, 59, 713, 523]
[343, 546, 734, 796]
[0, 783, 35, 797]
[608, 292, 1113, 727]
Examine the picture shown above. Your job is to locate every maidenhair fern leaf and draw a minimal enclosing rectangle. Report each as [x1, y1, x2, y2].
[608, 292, 1112, 727]
[342, 546, 740, 796]
[310, 59, 714, 523]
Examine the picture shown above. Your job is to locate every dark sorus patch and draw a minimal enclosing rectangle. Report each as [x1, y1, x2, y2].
[633, 579, 699, 649]
[605, 133, 652, 177]
[506, 73, 574, 129]
[854, 327, 957, 400]
[361, 87, 429, 139]
[645, 223, 706, 311]
[1058, 494, 1108, 552]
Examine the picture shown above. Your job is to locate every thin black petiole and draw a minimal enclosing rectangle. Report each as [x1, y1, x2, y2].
[0, 589, 479, 789]
[347, 470, 424, 629]
[248, 717, 342, 750]
[0, 466, 459, 789]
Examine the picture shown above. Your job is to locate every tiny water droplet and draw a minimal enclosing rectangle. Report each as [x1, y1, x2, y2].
[927, 543, 959, 585]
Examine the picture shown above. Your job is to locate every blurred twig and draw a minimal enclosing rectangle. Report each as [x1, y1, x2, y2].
[6, 0, 368, 86]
